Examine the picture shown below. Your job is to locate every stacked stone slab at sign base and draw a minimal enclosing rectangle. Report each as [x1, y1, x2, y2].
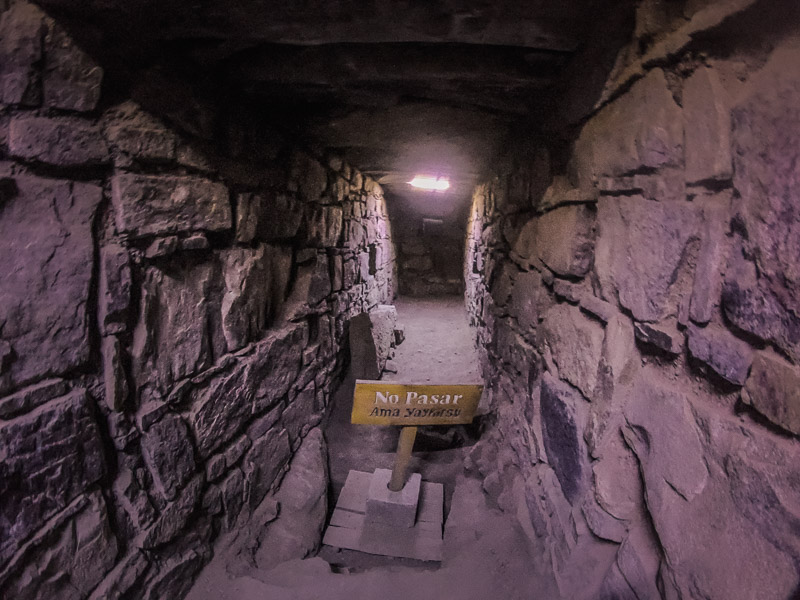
[0, 2, 396, 598]
[465, 3, 800, 599]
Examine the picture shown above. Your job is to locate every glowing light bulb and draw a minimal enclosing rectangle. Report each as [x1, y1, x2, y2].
[408, 175, 450, 191]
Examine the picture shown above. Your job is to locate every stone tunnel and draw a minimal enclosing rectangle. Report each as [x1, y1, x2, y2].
[1, 0, 800, 598]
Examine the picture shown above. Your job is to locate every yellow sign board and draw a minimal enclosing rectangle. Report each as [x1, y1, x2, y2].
[351, 380, 483, 426]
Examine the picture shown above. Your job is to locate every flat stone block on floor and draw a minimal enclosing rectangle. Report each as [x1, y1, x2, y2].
[366, 468, 421, 528]
[323, 469, 443, 561]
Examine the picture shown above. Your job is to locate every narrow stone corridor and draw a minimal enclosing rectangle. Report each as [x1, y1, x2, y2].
[1, 1, 800, 599]
[185, 296, 546, 600]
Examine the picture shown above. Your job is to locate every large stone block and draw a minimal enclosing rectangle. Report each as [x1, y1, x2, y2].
[9, 115, 109, 166]
[304, 205, 343, 247]
[595, 196, 698, 322]
[102, 335, 129, 412]
[509, 269, 551, 334]
[104, 102, 177, 164]
[250, 322, 307, 413]
[349, 304, 397, 379]
[726, 45, 800, 362]
[624, 380, 798, 600]
[98, 243, 132, 335]
[722, 249, 800, 364]
[244, 427, 291, 508]
[235, 192, 303, 243]
[0, 390, 105, 565]
[689, 197, 731, 324]
[186, 358, 253, 459]
[0, 491, 118, 600]
[220, 244, 291, 352]
[253, 428, 328, 570]
[742, 352, 800, 435]
[623, 375, 708, 509]
[573, 68, 683, 183]
[136, 475, 203, 549]
[288, 150, 328, 203]
[141, 414, 197, 502]
[512, 206, 595, 277]
[683, 66, 733, 184]
[687, 324, 752, 386]
[540, 373, 590, 504]
[0, 3, 44, 105]
[0, 176, 101, 395]
[132, 263, 220, 398]
[111, 173, 231, 239]
[42, 20, 103, 112]
[0, 378, 68, 419]
[541, 304, 604, 399]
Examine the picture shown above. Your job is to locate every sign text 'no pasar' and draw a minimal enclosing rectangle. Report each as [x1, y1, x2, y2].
[351, 381, 482, 426]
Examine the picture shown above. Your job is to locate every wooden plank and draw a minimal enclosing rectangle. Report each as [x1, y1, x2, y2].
[352, 381, 482, 425]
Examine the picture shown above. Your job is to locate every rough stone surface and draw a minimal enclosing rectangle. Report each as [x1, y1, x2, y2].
[0, 176, 101, 395]
[9, 116, 109, 166]
[540, 373, 589, 503]
[0, 378, 69, 419]
[0, 2, 44, 105]
[99, 244, 132, 336]
[742, 352, 800, 435]
[623, 374, 708, 508]
[512, 205, 595, 277]
[687, 324, 752, 386]
[141, 413, 197, 502]
[689, 198, 730, 324]
[464, 27, 800, 600]
[132, 262, 219, 397]
[305, 205, 343, 247]
[253, 428, 328, 571]
[43, 20, 103, 112]
[595, 196, 697, 322]
[349, 305, 397, 379]
[727, 45, 800, 363]
[683, 66, 732, 183]
[0, 13, 397, 595]
[634, 322, 682, 355]
[104, 102, 177, 164]
[573, 68, 683, 182]
[509, 269, 550, 333]
[244, 427, 292, 509]
[541, 304, 604, 399]
[220, 245, 291, 351]
[111, 173, 231, 239]
[0, 491, 118, 600]
[0, 390, 105, 565]
[102, 335, 129, 411]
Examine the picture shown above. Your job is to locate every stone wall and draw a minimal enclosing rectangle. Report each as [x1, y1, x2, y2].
[465, 2, 800, 599]
[0, 2, 395, 598]
[395, 216, 463, 297]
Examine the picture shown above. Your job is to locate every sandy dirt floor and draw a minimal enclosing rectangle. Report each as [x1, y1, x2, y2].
[187, 296, 553, 600]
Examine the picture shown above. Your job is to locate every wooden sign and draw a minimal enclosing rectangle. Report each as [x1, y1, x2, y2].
[351, 380, 482, 426]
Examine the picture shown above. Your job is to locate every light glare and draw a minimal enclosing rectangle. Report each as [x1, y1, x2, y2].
[409, 175, 450, 191]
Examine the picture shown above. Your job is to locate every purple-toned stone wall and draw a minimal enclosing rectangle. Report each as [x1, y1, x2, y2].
[0, 3, 396, 597]
[464, 4, 800, 598]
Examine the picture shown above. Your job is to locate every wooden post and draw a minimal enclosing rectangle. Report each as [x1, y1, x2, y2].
[388, 426, 418, 492]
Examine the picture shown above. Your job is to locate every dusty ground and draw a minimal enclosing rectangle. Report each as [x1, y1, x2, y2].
[188, 296, 553, 600]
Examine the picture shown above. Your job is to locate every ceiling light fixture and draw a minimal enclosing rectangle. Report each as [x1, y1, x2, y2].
[408, 175, 450, 192]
